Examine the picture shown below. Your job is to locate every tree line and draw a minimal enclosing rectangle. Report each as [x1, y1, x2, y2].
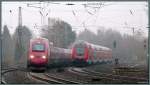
[2, 25, 32, 67]
[1, 18, 147, 67]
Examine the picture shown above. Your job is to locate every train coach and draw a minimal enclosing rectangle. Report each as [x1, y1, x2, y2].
[27, 37, 50, 70]
[71, 40, 112, 65]
[49, 46, 72, 67]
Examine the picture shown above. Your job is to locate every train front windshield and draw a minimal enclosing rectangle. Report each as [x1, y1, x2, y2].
[32, 43, 45, 52]
[75, 44, 85, 56]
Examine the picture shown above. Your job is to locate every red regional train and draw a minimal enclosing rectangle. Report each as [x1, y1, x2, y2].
[71, 40, 112, 65]
[27, 37, 50, 70]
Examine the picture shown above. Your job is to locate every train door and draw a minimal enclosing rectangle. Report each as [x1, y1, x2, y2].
[87, 45, 92, 64]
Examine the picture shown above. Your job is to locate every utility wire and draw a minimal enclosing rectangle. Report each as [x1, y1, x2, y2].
[81, 2, 110, 30]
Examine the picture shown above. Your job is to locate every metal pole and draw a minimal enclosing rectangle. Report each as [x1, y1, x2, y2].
[64, 25, 67, 48]
[148, 0, 150, 81]
[132, 27, 135, 62]
[0, 2, 2, 72]
[18, 7, 22, 26]
[17, 7, 23, 63]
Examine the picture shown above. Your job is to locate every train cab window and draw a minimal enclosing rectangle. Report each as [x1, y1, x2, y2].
[75, 44, 85, 56]
[32, 43, 45, 52]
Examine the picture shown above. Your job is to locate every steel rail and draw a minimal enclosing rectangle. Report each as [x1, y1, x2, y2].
[28, 72, 65, 84]
[1, 68, 19, 84]
[45, 73, 80, 84]
[69, 67, 148, 83]
[83, 68, 147, 81]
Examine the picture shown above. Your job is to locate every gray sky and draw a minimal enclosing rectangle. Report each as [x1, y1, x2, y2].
[2, 1, 148, 37]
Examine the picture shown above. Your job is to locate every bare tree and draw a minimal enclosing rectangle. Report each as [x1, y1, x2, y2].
[42, 18, 76, 48]
[2, 25, 14, 67]
[13, 26, 32, 65]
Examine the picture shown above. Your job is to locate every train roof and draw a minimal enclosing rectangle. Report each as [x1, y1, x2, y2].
[30, 37, 49, 41]
[30, 37, 49, 44]
[89, 43, 111, 51]
[52, 47, 71, 54]
[74, 40, 84, 44]
[73, 40, 88, 45]
[73, 40, 111, 51]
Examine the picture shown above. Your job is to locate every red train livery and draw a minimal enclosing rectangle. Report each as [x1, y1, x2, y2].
[71, 40, 112, 64]
[27, 37, 50, 70]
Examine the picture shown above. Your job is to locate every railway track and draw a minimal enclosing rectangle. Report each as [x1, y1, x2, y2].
[28, 72, 59, 84]
[46, 68, 89, 84]
[45, 73, 79, 84]
[1, 64, 29, 84]
[28, 72, 79, 84]
[82, 68, 148, 82]
[1, 68, 19, 84]
[68, 67, 148, 83]
[68, 67, 120, 83]
[1, 66, 148, 84]
[2, 68, 18, 74]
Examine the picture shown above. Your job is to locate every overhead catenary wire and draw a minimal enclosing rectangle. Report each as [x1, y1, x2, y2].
[91, 3, 104, 27]
[26, 2, 50, 26]
[6, 7, 148, 32]
[3, 2, 148, 36]
[81, 2, 114, 31]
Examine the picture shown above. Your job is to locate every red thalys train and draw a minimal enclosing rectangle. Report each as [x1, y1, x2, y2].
[49, 46, 72, 67]
[27, 37, 50, 70]
[71, 40, 112, 64]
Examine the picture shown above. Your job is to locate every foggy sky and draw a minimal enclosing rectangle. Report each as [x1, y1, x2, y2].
[2, 1, 148, 37]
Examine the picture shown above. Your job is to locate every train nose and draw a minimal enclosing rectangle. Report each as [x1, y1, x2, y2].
[30, 55, 47, 65]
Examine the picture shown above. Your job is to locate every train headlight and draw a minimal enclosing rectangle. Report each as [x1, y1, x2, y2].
[30, 55, 34, 59]
[42, 55, 46, 59]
